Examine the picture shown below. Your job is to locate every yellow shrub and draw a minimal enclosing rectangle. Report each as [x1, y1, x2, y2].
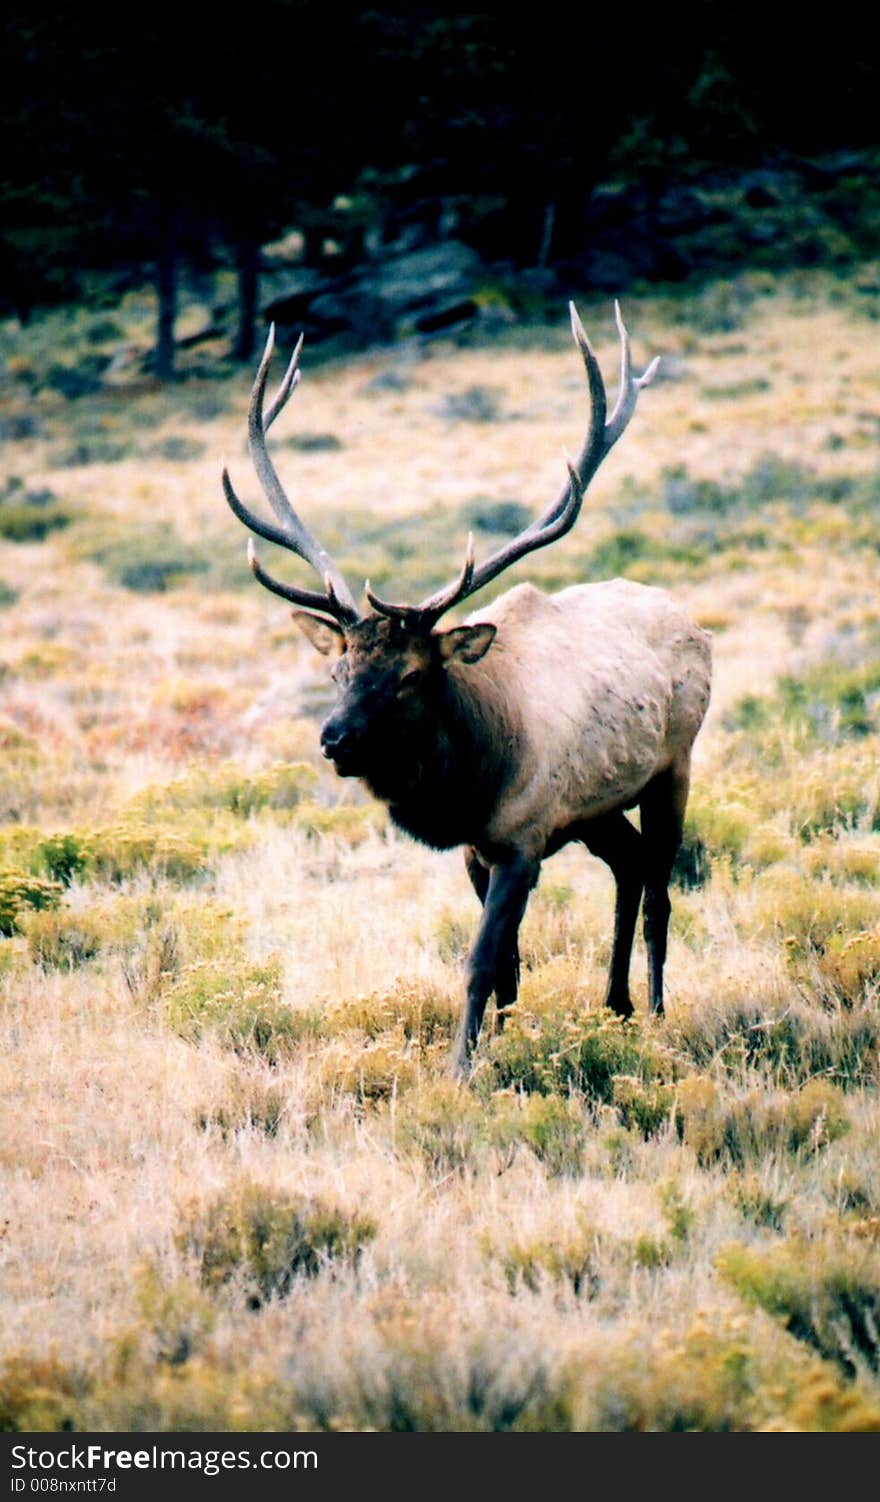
[811, 930, 880, 1002]
[676, 1076, 849, 1165]
[0, 1352, 87, 1431]
[753, 868, 877, 957]
[177, 1183, 375, 1304]
[492, 1221, 597, 1296]
[293, 800, 386, 845]
[317, 1034, 425, 1103]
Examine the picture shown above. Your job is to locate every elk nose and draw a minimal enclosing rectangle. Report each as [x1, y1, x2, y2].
[320, 721, 350, 760]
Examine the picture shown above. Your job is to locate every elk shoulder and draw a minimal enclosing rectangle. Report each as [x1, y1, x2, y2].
[456, 580, 712, 853]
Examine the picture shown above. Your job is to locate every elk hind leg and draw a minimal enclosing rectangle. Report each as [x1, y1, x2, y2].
[464, 847, 521, 1030]
[576, 811, 644, 1019]
[639, 761, 689, 1015]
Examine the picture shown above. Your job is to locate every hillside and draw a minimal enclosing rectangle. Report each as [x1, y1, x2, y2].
[1, 267, 880, 1431]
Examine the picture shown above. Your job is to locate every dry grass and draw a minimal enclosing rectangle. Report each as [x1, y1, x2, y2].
[2, 267, 880, 1431]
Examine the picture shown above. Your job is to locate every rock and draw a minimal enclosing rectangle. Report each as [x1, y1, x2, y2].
[263, 270, 350, 328]
[263, 240, 487, 346]
[369, 241, 483, 312]
[0, 413, 39, 440]
[655, 187, 709, 233]
[576, 226, 691, 290]
[414, 299, 478, 334]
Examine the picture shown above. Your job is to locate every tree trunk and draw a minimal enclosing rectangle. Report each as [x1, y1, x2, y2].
[232, 234, 259, 362]
[537, 199, 557, 267]
[154, 210, 178, 382]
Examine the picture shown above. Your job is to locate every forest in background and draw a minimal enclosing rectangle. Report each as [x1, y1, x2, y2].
[3, 3, 880, 377]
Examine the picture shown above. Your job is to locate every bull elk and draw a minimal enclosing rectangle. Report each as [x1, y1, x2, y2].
[222, 304, 712, 1074]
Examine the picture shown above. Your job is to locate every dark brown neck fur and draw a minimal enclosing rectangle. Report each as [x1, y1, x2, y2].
[361, 663, 520, 850]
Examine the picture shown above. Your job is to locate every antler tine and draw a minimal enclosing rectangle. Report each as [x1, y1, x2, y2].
[363, 583, 414, 621]
[367, 532, 477, 626]
[247, 325, 355, 600]
[365, 303, 657, 631]
[414, 302, 604, 603]
[246, 537, 347, 616]
[222, 465, 308, 554]
[604, 300, 661, 446]
[417, 531, 476, 620]
[223, 325, 361, 624]
[263, 331, 304, 433]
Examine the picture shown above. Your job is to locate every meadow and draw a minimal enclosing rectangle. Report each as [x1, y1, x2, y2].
[1, 265, 880, 1431]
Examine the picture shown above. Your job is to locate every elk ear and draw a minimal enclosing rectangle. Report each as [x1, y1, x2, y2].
[437, 623, 497, 666]
[292, 611, 345, 656]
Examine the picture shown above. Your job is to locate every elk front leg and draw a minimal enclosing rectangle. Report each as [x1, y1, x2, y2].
[464, 847, 521, 1030]
[454, 852, 539, 1076]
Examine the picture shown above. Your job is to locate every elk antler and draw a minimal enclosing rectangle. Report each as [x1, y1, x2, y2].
[367, 301, 660, 630]
[221, 325, 360, 625]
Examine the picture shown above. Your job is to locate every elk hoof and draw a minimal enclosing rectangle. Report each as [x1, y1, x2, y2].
[605, 992, 634, 1021]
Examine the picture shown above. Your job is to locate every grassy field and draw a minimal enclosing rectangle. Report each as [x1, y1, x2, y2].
[2, 266, 880, 1431]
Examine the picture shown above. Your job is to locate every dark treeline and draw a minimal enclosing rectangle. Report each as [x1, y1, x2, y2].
[2, 3, 878, 374]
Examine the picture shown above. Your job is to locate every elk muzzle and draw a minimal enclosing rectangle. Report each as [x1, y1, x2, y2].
[319, 707, 372, 775]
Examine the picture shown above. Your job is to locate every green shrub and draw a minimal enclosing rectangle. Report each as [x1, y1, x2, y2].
[671, 995, 880, 1090]
[718, 1239, 880, 1377]
[660, 1180, 696, 1243]
[52, 437, 134, 465]
[675, 1076, 849, 1167]
[435, 908, 473, 963]
[394, 1081, 490, 1174]
[38, 832, 90, 886]
[395, 1085, 586, 1177]
[439, 385, 504, 423]
[726, 1171, 787, 1230]
[671, 829, 710, 889]
[148, 435, 207, 461]
[325, 980, 456, 1045]
[492, 1221, 598, 1297]
[87, 823, 207, 884]
[318, 1035, 424, 1104]
[79, 525, 211, 592]
[613, 1075, 675, 1137]
[196, 1075, 289, 1139]
[0, 1352, 87, 1431]
[132, 761, 318, 819]
[492, 1093, 587, 1176]
[0, 476, 71, 541]
[464, 498, 532, 535]
[727, 652, 880, 751]
[164, 953, 298, 1059]
[293, 800, 386, 845]
[690, 279, 754, 333]
[632, 1235, 671, 1269]
[178, 1184, 375, 1305]
[280, 431, 343, 452]
[681, 791, 752, 869]
[0, 871, 63, 936]
[134, 1262, 216, 1367]
[25, 908, 103, 969]
[754, 869, 879, 976]
[490, 1005, 674, 1102]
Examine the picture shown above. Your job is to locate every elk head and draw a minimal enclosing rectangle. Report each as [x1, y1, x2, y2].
[221, 303, 659, 779]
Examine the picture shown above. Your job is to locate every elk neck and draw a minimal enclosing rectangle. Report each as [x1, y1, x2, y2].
[360, 657, 520, 851]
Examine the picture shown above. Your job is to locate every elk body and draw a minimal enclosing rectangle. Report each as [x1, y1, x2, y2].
[223, 304, 712, 1073]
